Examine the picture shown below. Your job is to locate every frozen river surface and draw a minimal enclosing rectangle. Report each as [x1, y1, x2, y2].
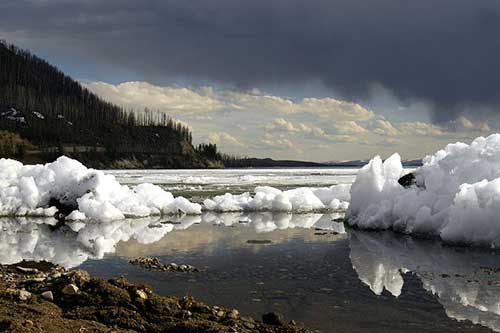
[106, 167, 360, 198]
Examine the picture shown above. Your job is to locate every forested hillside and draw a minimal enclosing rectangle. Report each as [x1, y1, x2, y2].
[0, 41, 222, 168]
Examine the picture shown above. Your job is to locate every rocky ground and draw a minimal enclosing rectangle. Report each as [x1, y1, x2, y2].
[129, 257, 200, 273]
[0, 261, 310, 332]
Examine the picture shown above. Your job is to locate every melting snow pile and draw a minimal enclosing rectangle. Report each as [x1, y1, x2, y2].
[203, 185, 350, 212]
[0, 156, 202, 220]
[347, 134, 500, 247]
[0, 156, 350, 221]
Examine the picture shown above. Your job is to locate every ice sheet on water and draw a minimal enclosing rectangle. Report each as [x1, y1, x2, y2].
[347, 134, 500, 248]
[106, 168, 359, 188]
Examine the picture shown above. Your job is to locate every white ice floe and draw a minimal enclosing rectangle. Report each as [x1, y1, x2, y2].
[347, 134, 500, 247]
[0, 156, 201, 220]
[0, 157, 350, 221]
[203, 185, 350, 213]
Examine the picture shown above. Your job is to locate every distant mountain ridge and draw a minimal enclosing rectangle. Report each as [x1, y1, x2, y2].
[326, 159, 423, 167]
[224, 157, 423, 168]
[223, 157, 330, 168]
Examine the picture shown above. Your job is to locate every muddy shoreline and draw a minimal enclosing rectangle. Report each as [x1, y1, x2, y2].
[0, 261, 309, 332]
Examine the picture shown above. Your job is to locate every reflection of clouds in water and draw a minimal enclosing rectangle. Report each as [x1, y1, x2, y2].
[0, 213, 345, 269]
[349, 231, 500, 332]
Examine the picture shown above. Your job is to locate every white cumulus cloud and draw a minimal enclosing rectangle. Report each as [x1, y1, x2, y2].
[83, 81, 224, 114]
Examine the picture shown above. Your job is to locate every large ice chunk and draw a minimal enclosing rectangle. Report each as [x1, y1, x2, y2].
[347, 134, 500, 247]
[0, 156, 201, 220]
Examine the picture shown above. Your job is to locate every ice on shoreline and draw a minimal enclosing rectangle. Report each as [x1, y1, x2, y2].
[347, 134, 500, 248]
[0, 156, 202, 220]
[0, 156, 350, 220]
[203, 185, 350, 213]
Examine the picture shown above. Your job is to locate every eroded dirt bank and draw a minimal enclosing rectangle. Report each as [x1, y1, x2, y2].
[0, 261, 309, 333]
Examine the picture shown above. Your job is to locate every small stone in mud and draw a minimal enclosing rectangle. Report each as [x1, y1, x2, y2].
[227, 309, 240, 319]
[136, 289, 148, 300]
[18, 290, 32, 301]
[246, 239, 272, 244]
[16, 266, 39, 274]
[61, 283, 79, 295]
[22, 277, 46, 284]
[41, 291, 54, 302]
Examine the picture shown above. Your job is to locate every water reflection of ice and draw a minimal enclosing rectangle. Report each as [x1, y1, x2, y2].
[349, 230, 500, 332]
[0, 216, 174, 268]
[0, 213, 345, 269]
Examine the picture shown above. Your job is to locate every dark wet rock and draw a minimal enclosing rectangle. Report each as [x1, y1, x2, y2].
[48, 198, 78, 223]
[49, 198, 77, 216]
[262, 312, 285, 326]
[398, 172, 417, 188]
[247, 239, 272, 244]
[129, 257, 200, 273]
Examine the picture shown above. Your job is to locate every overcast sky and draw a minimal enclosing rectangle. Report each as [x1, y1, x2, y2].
[1, 0, 499, 161]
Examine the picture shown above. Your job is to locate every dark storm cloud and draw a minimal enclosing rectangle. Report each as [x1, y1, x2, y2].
[1, 0, 500, 121]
